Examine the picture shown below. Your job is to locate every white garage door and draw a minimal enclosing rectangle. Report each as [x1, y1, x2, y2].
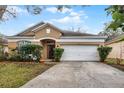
[61, 45, 100, 61]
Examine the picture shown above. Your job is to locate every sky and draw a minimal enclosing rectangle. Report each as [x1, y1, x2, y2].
[0, 5, 112, 36]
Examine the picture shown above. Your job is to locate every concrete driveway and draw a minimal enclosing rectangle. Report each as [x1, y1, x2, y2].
[22, 62, 124, 88]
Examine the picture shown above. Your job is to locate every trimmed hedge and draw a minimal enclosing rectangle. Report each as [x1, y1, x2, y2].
[97, 46, 112, 62]
[54, 48, 64, 62]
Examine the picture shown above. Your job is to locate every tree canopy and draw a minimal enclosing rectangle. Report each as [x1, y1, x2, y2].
[105, 5, 124, 31]
[0, 5, 74, 22]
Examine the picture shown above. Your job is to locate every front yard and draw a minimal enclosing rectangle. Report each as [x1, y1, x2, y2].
[0, 62, 55, 88]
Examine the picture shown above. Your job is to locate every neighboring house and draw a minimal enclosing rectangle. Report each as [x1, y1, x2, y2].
[106, 34, 124, 59]
[6, 22, 106, 61]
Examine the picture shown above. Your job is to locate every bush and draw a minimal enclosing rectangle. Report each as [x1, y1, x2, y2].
[19, 44, 42, 62]
[0, 46, 8, 62]
[54, 48, 64, 62]
[97, 46, 112, 62]
[0, 55, 7, 62]
[8, 54, 22, 62]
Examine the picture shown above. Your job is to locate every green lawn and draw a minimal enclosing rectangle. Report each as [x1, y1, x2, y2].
[0, 62, 55, 88]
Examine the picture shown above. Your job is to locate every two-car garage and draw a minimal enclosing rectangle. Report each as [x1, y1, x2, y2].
[57, 36, 106, 62]
[60, 45, 100, 61]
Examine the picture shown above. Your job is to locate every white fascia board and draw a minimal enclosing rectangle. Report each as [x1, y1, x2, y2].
[60, 36, 107, 39]
[57, 38, 105, 43]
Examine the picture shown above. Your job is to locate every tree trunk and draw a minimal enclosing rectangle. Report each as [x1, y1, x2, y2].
[0, 5, 7, 20]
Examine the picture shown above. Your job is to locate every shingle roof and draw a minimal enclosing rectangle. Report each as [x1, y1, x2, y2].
[62, 30, 97, 36]
[105, 33, 124, 44]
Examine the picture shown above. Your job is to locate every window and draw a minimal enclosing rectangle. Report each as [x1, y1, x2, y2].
[17, 40, 31, 48]
[46, 28, 51, 34]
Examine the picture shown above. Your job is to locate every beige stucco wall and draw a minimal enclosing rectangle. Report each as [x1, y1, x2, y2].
[20, 25, 62, 39]
[8, 42, 17, 53]
[35, 26, 62, 39]
[8, 25, 61, 49]
[8, 42, 17, 49]
[107, 41, 124, 59]
[32, 41, 41, 45]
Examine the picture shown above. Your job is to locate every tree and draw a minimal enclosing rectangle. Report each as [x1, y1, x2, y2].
[0, 5, 7, 19]
[99, 23, 123, 41]
[0, 5, 87, 22]
[0, 5, 74, 22]
[105, 5, 124, 31]
[0, 5, 17, 21]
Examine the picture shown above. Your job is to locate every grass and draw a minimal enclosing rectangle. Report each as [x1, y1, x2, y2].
[106, 58, 124, 65]
[0, 62, 55, 88]
[105, 58, 124, 71]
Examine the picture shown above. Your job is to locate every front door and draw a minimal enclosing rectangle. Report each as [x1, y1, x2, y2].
[47, 45, 55, 59]
[41, 39, 55, 60]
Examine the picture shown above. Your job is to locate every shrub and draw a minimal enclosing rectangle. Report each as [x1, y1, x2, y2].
[33, 49, 42, 62]
[0, 46, 8, 62]
[54, 48, 64, 62]
[7, 44, 42, 62]
[8, 54, 22, 61]
[19, 44, 42, 62]
[0, 55, 7, 62]
[97, 46, 112, 62]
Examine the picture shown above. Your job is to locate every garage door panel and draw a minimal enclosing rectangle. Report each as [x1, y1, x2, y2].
[61, 45, 99, 61]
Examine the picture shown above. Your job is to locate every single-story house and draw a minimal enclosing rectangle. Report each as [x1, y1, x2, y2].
[106, 34, 124, 59]
[6, 22, 106, 61]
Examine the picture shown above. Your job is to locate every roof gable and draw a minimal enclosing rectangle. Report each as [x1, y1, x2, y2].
[16, 22, 63, 36]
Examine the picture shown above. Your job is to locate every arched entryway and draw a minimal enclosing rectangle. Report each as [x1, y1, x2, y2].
[40, 39, 55, 60]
